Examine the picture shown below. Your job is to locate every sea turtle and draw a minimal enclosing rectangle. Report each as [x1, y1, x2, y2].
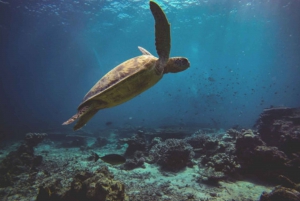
[63, 1, 190, 130]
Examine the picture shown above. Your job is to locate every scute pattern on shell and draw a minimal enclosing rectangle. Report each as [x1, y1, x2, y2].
[82, 55, 156, 103]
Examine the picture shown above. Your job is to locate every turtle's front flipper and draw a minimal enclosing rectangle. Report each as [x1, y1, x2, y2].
[62, 103, 99, 130]
[138, 46, 153, 56]
[150, 1, 170, 71]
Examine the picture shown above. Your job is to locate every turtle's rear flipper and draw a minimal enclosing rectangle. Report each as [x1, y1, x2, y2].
[73, 109, 98, 131]
[62, 105, 98, 130]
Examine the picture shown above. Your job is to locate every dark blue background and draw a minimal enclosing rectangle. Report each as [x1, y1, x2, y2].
[1, 0, 299, 135]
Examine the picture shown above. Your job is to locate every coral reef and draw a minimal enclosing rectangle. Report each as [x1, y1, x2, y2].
[1, 107, 299, 200]
[36, 166, 129, 201]
[148, 138, 194, 171]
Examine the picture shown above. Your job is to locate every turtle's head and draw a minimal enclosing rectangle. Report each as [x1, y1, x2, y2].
[164, 57, 190, 74]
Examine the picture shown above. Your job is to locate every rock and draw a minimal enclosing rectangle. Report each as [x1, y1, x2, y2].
[278, 175, 300, 192]
[148, 138, 194, 171]
[260, 187, 300, 201]
[119, 133, 147, 157]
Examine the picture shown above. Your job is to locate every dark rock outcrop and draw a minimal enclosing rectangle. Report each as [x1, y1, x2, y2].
[255, 107, 300, 156]
[235, 128, 300, 182]
[252, 107, 300, 182]
[236, 130, 277, 177]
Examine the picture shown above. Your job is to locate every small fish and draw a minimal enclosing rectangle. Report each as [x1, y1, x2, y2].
[88, 152, 126, 165]
[89, 152, 126, 165]
[208, 77, 215, 82]
[100, 154, 126, 165]
[105, 121, 112, 126]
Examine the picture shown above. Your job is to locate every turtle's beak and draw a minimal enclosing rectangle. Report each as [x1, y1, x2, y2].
[179, 57, 190, 69]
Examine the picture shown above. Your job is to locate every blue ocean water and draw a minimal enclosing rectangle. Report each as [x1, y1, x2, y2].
[0, 0, 299, 134]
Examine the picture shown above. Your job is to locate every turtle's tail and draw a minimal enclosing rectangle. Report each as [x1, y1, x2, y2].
[62, 105, 99, 131]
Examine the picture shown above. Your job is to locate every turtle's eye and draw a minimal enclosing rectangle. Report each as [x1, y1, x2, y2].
[175, 58, 190, 68]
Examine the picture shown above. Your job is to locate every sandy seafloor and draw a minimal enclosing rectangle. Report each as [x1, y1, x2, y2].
[0, 131, 275, 201]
